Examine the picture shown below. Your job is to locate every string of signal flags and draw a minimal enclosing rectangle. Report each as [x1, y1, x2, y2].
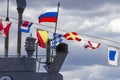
[0, 14, 120, 45]
[0, 3, 120, 66]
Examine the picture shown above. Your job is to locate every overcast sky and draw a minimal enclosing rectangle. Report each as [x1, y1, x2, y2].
[0, 0, 120, 80]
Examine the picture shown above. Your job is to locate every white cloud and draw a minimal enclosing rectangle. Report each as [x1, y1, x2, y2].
[61, 65, 120, 80]
[108, 18, 120, 33]
[79, 17, 107, 30]
[73, 78, 81, 80]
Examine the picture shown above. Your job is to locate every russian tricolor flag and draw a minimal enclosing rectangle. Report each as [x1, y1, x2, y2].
[108, 47, 119, 66]
[19, 21, 33, 33]
[38, 7, 58, 23]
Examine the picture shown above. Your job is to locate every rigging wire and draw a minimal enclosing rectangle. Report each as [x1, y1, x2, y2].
[0, 14, 120, 45]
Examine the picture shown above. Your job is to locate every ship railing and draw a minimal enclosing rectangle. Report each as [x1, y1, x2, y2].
[0, 55, 55, 64]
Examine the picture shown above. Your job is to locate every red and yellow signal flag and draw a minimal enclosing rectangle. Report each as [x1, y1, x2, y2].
[63, 32, 81, 42]
[36, 29, 48, 48]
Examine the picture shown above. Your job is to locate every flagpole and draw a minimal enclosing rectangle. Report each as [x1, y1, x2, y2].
[54, 2, 60, 33]
[51, 2, 60, 61]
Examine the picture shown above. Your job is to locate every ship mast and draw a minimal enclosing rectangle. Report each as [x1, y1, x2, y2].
[4, 0, 10, 57]
[16, 0, 26, 57]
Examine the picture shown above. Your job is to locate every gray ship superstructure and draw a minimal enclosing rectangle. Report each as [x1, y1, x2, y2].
[0, 36, 68, 80]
